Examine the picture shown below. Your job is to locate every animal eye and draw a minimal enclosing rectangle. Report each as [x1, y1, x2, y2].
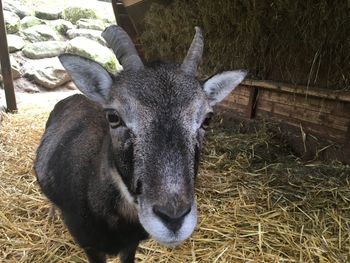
[105, 110, 123, 129]
[201, 112, 214, 130]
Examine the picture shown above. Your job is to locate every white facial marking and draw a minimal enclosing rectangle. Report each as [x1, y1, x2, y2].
[138, 201, 197, 246]
[110, 168, 138, 220]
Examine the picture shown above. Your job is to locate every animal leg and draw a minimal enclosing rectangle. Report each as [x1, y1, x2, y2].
[119, 243, 139, 263]
[85, 248, 106, 263]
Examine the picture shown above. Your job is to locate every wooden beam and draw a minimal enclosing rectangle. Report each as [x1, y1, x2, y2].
[111, 0, 138, 42]
[123, 0, 144, 6]
[344, 121, 350, 157]
[111, 0, 144, 56]
[243, 79, 350, 103]
[111, 0, 121, 25]
[0, 0, 17, 112]
[246, 86, 259, 119]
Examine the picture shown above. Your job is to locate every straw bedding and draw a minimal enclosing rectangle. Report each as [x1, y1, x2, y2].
[1, 102, 350, 262]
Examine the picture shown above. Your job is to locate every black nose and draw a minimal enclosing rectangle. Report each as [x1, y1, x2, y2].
[153, 205, 191, 233]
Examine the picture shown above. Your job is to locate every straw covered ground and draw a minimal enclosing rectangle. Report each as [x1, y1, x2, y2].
[1, 100, 350, 262]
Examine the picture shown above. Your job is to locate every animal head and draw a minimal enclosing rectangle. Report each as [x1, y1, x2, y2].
[59, 26, 246, 246]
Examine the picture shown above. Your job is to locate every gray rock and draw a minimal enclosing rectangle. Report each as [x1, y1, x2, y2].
[14, 78, 40, 93]
[23, 57, 71, 89]
[102, 17, 115, 25]
[20, 16, 46, 29]
[65, 37, 121, 74]
[3, 0, 30, 19]
[49, 19, 74, 35]
[65, 81, 78, 90]
[0, 56, 21, 82]
[77, 18, 106, 31]
[66, 28, 106, 46]
[4, 10, 20, 34]
[62, 6, 97, 25]
[23, 41, 67, 59]
[10, 57, 22, 79]
[35, 9, 62, 20]
[7, 34, 25, 53]
[22, 25, 61, 42]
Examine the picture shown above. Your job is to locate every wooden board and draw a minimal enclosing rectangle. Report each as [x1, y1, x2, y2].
[218, 102, 247, 115]
[256, 99, 349, 132]
[243, 79, 350, 103]
[259, 90, 350, 130]
[216, 80, 350, 146]
[256, 109, 346, 143]
[258, 89, 350, 118]
[221, 93, 250, 106]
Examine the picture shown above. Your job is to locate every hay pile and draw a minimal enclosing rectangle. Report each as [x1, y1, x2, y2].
[1, 102, 350, 262]
[141, 0, 350, 90]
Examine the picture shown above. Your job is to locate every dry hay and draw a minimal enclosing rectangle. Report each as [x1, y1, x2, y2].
[141, 0, 350, 90]
[1, 102, 350, 262]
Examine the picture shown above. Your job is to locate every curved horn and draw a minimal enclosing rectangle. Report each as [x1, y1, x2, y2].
[102, 25, 144, 71]
[181, 27, 204, 75]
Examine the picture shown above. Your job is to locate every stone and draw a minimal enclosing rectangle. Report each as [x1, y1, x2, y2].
[4, 10, 20, 34]
[102, 17, 115, 25]
[66, 28, 106, 46]
[77, 18, 106, 31]
[49, 19, 74, 35]
[23, 41, 67, 59]
[65, 37, 121, 74]
[10, 56, 22, 80]
[65, 81, 78, 90]
[0, 56, 21, 82]
[7, 34, 25, 53]
[62, 6, 97, 25]
[20, 16, 46, 29]
[3, 0, 30, 19]
[22, 25, 61, 42]
[23, 57, 71, 89]
[14, 78, 40, 93]
[35, 9, 62, 20]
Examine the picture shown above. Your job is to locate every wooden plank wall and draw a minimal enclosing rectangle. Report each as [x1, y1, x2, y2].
[217, 85, 251, 116]
[218, 80, 350, 146]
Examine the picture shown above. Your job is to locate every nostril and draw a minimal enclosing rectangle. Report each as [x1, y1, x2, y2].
[153, 205, 192, 233]
[182, 206, 191, 217]
[153, 206, 170, 222]
[153, 206, 191, 219]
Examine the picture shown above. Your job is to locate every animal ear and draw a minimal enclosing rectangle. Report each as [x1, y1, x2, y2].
[203, 70, 247, 106]
[59, 54, 113, 105]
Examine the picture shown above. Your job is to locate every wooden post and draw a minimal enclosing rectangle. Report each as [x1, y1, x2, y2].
[343, 117, 350, 161]
[111, 0, 138, 41]
[246, 86, 259, 119]
[0, 0, 17, 112]
[111, 0, 121, 25]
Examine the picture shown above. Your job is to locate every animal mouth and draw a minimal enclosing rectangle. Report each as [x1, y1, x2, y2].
[138, 201, 197, 248]
[158, 239, 183, 248]
[151, 231, 186, 248]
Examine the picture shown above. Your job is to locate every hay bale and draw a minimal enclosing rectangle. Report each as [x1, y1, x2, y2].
[141, 0, 350, 90]
[1, 102, 350, 262]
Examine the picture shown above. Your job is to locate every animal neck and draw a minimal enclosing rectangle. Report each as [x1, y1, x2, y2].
[99, 134, 139, 220]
